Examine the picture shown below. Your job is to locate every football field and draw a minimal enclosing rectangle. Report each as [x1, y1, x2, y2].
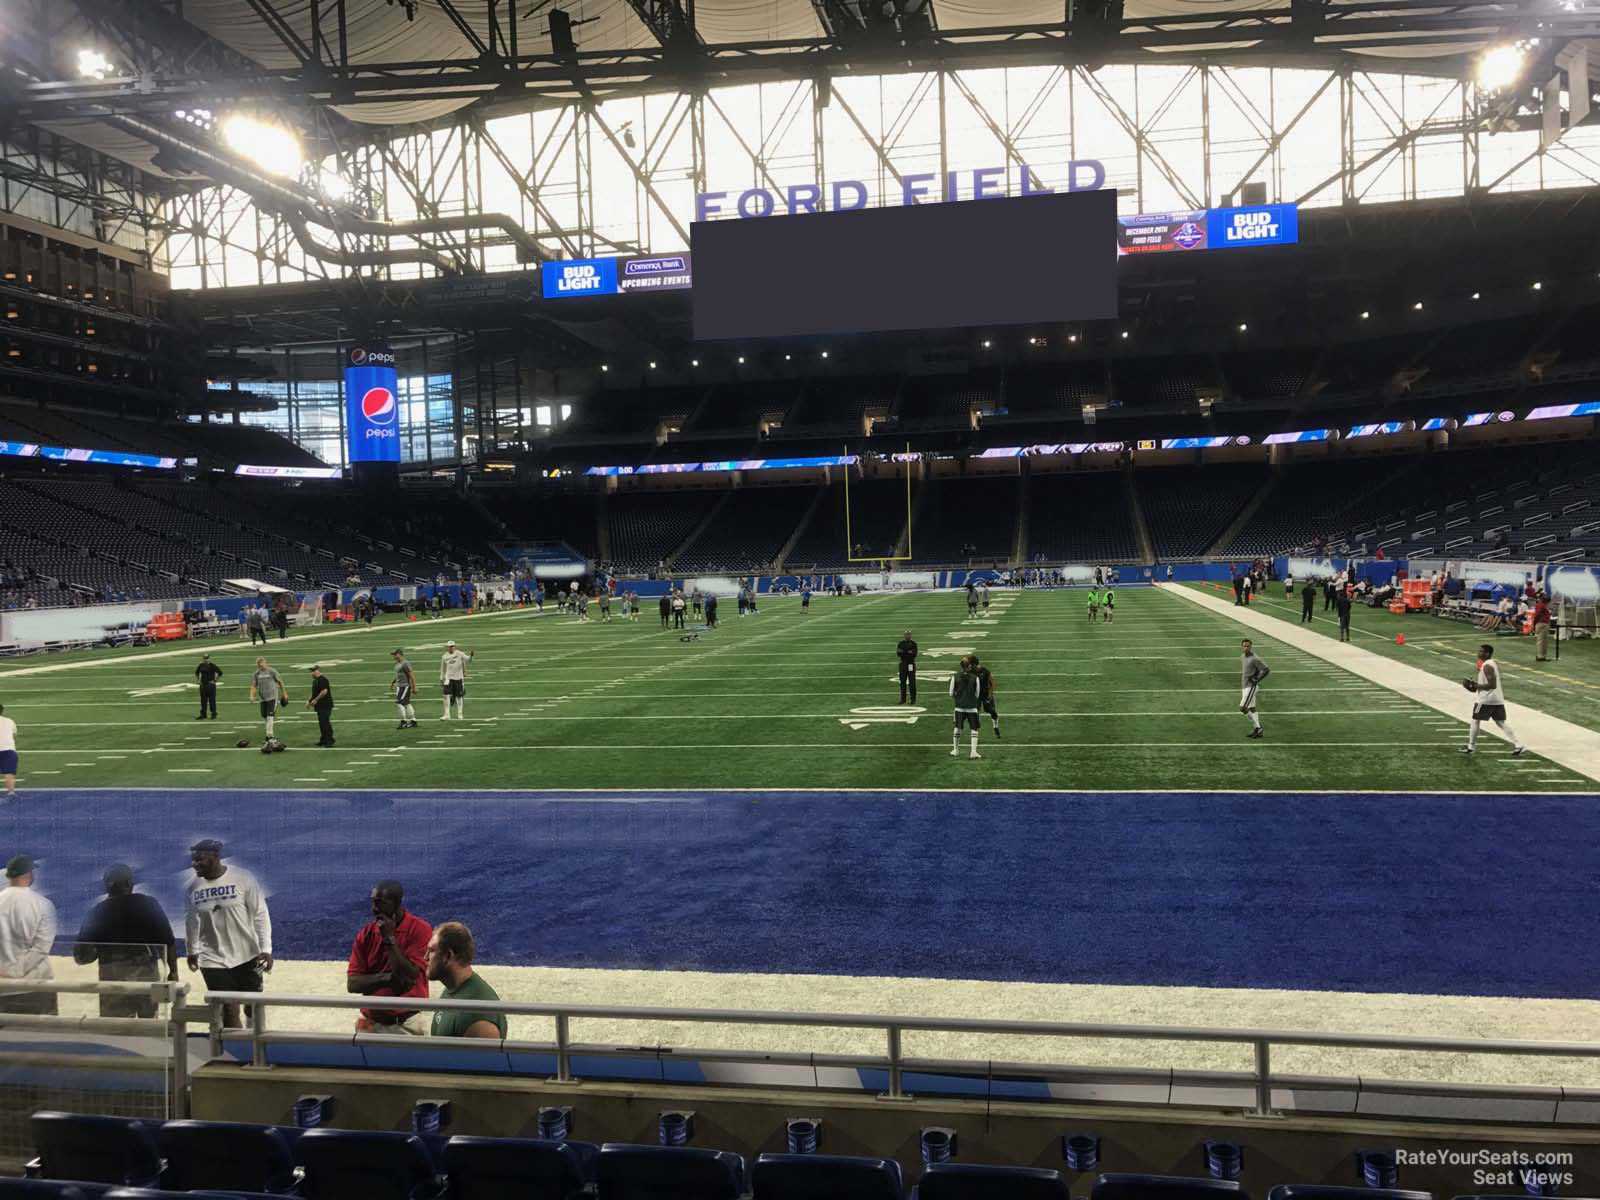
[0, 583, 1594, 793]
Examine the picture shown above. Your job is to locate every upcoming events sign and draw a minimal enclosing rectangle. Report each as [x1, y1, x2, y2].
[543, 253, 693, 298]
[1118, 204, 1298, 255]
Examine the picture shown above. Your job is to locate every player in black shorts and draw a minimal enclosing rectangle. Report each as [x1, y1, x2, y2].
[970, 654, 1000, 738]
[391, 649, 419, 729]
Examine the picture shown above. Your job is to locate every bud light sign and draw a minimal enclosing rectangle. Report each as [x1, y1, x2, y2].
[1206, 204, 1298, 248]
[542, 256, 619, 298]
[345, 346, 400, 464]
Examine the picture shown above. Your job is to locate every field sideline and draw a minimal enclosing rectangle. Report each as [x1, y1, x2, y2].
[0, 585, 1592, 792]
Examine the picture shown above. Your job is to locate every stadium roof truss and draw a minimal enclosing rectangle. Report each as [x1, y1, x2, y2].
[3, 0, 1600, 281]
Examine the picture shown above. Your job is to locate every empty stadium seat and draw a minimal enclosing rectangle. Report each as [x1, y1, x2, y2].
[28, 1114, 164, 1188]
[1093, 1175, 1248, 1200]
[104, 1192, 292, 1200]
[444, 1134, 594, 1199]
[156, 1120, 296, 1193]
[597, 1143, 745, 1199]
[0, 1182, 113, 1199]
[294, 1128, 444, 1200]
[918, 1161, 1070, 1199]
[1267, 1188, 1432, 1200]
[750, 1151, 903, 1199]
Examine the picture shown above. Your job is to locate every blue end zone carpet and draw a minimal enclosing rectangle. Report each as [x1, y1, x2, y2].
[4, 789, 1593, 999]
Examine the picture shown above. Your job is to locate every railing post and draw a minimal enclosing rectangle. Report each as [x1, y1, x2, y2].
[553, 1012, 572, 1083]
[249, 999, 269, 1069]
[1252, 1039, 1274, 1117]
[884, 1024, 905, 1100]
[170, 983, 190, 1119]
[207, 998, 223, 1059]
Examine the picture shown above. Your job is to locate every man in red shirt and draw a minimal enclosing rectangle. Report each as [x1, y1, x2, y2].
[1532, 593, 1553, 662]
[347, 881, 432, 1034]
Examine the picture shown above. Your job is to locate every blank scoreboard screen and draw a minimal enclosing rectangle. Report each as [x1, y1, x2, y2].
[691, 189, 1117, 341]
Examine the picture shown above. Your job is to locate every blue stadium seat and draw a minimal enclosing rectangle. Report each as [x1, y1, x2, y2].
[104, 1192, 293, 1200]
[1268, 1189, 1432, 1200]
[295, 1129, 445, 1200]
[918, 1161, 1069, 1199]
[750, 1152, 903, 1199]
[1093, 1175, 1249, 1200]
[597, 1143, 745, 1199]
[444, 1134, 594, 1198]
[157, 1120, 296, 1193]
[28, 1114, 164, 1187]
[0, 1182, 114, 1199]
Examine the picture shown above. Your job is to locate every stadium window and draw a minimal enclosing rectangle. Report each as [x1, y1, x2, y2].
[561, 403, 572, 420]
[536, 404, 553, 426]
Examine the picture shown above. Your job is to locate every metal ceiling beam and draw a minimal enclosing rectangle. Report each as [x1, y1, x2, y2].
[626, 0, 703, 51]
[22, 3, 1599, 131]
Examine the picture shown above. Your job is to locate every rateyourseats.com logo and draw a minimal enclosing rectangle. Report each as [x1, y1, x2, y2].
[1394, 1148, 1574, 1191]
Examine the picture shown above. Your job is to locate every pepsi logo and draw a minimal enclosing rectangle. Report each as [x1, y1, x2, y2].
[350, 347, 368, 365]
[361, 387, 396, 425]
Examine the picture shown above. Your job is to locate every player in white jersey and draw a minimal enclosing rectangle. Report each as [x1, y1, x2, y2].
[1459, 643, 1526, 756]
[439, 639, 473, 720]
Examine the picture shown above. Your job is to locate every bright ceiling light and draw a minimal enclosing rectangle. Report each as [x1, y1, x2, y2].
[77, 49, 113, 80]
[1238, 323, 1248, 332]
[1475, 42, 1528, 92]
[318, 168, 354, 202]
[220, 114, 304, 178]
[1531, 280, 1543, 290]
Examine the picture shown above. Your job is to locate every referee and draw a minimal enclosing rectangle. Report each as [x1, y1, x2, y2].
[194, 654, 222, 720]
[896, 630, 918, 704]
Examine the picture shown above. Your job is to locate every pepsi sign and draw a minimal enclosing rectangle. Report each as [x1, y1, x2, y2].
[344, 351, 401, 464]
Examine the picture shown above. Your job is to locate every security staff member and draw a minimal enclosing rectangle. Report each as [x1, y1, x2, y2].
[1300, 579, 1317, 623]
[896, 630, 918, 704]
[306, 666, 335, 747]
[1335, 584, 1353, 642]
[194, 654, 223, 720]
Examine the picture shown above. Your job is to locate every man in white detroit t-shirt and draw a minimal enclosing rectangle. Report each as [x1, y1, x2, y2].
[184, 839, 272, 1028]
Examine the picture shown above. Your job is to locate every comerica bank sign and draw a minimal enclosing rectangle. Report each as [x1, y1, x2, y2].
[695, 162, 1105, 222]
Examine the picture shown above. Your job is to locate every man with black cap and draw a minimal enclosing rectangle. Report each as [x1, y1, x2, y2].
[306, 666, 335, 747]
[194, 654, 223, 720]
[896, 630, 918, 704]
[184, 839, 272, 1029]
[73, 865, 177, 1017]
[0, 855, 57, 1014]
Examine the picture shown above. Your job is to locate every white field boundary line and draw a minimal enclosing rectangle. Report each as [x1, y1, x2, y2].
[0, 593, 904, 682]
[17, 740, 1506, 754]
[1159, 583, 1600, 784]
[26, 709, 1444, 727]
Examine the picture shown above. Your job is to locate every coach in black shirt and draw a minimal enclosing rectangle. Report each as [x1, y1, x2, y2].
[896, 630, 919, 704]
[308, 666, 335, 747]
[74, 864, 177, 1018]
[194, 654, 223, 720]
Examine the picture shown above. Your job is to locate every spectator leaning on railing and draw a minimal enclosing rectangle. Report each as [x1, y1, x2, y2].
[73, 863, 177, 1018]
[424, 922, 505, 1039]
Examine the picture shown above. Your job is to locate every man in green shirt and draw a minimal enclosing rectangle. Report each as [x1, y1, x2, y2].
[424, 921, 506, 1039]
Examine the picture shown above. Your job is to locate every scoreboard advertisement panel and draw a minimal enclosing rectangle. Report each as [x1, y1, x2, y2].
[344, 346, 401, 465]
[1118, 204, 1298, 255]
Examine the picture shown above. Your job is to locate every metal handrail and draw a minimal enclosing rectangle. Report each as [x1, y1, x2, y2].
[202, 991, 1600, 1117]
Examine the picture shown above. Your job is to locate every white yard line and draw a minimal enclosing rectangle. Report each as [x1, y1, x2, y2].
[1159, 583, 1600, 784]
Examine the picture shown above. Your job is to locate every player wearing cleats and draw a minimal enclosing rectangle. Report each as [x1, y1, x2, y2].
[1102, 586, 1115, 623]
[1460, 643, 1526, 755]
[1239, 639, 1269, 738]
[1087, 588, 1100, 622]
[249, 658, 286, 744]
[971, 654, 1000, 737]
[391, 650, 419, 729]
[966, 582, 978, 617]
[950, 656, 982, 759]
[439, 640, 472, 720]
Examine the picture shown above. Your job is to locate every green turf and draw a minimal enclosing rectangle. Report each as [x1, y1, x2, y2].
[1189, 581, 1600, 735]
[0, 586, 1593, 792]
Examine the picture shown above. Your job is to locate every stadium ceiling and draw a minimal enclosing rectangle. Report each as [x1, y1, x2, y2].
[8, 0, 1600, 160]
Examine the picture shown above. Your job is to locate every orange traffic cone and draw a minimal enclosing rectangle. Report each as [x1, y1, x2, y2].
[1395, 633, 1405, 644]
